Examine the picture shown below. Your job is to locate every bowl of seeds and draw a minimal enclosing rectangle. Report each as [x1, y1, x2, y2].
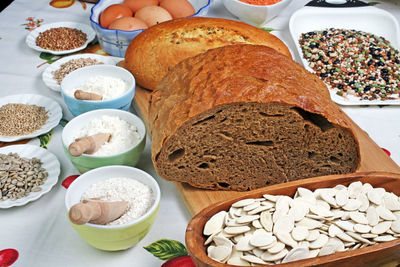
[26, 21, 96, 55]
[186, 172, 400, 266]
[0, 145, 60, 208]
[0, 94, 62, 142]
[42, 54, 122, 92]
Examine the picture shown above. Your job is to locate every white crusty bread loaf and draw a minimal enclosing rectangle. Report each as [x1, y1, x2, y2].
[122, 17, 291, 91]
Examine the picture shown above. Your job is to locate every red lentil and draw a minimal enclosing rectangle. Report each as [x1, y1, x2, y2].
[238, 0, 282, 5]
[299, 28, 400, 101]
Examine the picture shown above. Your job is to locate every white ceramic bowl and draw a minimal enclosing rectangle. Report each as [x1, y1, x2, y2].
[60, 65, 135, 116]
[65, 165, 161, 251]
[90, 0, 213, 57]
[222, 0, 293, 26]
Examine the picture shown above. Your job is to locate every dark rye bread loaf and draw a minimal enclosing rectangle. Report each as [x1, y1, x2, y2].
[149, 44, 360, 191]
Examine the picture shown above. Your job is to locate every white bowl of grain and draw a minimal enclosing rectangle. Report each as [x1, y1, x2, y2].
[65, 165, 161, 251]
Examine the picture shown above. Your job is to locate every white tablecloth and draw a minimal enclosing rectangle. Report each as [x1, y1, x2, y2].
[0, 0, 399, 266]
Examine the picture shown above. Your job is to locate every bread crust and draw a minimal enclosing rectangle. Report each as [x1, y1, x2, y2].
[149, 44, 361, 190]
[123, 17, 291, 91]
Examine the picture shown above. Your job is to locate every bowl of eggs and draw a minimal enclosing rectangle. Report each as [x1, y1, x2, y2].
[90, 0, 212, 57]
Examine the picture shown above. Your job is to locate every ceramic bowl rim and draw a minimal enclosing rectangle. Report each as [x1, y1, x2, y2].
[61, 109, 146, 159]
[65, 165, 161, 229]
[60, 65, 135, 104]
[89, 0, 213, 33]
[226, 0, 291, 8]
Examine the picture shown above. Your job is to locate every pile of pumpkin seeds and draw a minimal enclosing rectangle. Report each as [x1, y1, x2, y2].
[0, 153, 48, 201]
[203, 181, 400, 265]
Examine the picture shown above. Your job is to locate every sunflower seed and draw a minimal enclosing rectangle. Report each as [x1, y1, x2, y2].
[232, 199, 255, 208]
[291, 226, 309, 241]
[204, 211, 226, 235]
[309, 234, 329, 249]
[371, 221, 392, 235]
[376, 206, 397, 221]
[366, 206, 380, 226]
[241, 255, 267, 265]
[267, 241, 285, 254]
[373, 235, 396, 242]
[261, 248, 288, 262]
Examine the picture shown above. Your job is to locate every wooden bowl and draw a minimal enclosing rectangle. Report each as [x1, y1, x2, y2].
[186, 172, 400, 267]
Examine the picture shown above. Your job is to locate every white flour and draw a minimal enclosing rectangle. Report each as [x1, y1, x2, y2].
[69, 75, 129, 100]
[74, 115, 141, 156]
[82, 177, 154, 225]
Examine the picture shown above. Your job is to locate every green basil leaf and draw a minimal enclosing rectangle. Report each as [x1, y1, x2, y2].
[144, 239, 188, 261]
[259, 27, 276, 32]
[39, 130, 53, 149]
[59, 118, 69, 127]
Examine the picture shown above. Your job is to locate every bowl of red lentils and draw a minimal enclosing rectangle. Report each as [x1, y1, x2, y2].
[222, 0, 293, 26]
[26, 21, 96, 55]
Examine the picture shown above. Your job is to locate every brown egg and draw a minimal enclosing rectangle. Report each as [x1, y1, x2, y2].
[99, 4, 133, 29]
[108, 17, 148, 31]
[123, 0, 159, 13]
[159, 0, 195, 18]
[135, 6, 172, 27]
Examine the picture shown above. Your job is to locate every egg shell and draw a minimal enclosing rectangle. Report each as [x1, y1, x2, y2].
[108, 17, 149, 31]
[99, 4, 133, 29]
[123, 0, 159, 13]
[135, 6, 172, 27]
[159, 0, 195, 18]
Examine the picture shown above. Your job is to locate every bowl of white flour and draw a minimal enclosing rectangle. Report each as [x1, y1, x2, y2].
[65, 165, 161, 251]
[61, 65, 135, 116]
[62, 109, 146, 173]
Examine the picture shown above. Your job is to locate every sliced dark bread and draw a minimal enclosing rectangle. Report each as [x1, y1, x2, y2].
[149, 44, 360, 191]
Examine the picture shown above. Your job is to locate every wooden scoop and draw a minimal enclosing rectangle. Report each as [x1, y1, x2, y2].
[74, 90, 103, 101]
[69, 199, 128, 225]
[68, 133, 111, 157]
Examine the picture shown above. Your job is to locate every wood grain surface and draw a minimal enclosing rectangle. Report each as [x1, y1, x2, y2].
[133, 86, 400, 216]
[185, 172, 400, 267]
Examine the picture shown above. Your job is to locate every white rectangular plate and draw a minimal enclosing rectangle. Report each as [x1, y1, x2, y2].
[289, 6, 400, 105]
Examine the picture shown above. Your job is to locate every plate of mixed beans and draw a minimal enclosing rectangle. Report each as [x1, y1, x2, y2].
[289, 6, 400, 105]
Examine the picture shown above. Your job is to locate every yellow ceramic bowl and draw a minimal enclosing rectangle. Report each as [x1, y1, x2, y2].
[65, 165, 161, 251]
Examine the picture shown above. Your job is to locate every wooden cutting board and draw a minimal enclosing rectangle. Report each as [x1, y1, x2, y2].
[133, 86, 400, 216]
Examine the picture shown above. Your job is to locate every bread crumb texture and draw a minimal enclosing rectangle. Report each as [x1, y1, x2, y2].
[149, 44, 360, 191]
[169, 27, 249, 44]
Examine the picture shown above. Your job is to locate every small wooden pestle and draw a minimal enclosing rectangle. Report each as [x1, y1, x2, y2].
[69, 199, 129, 225]
[74, 90, 103, 101]
[68, 133, 111, 157]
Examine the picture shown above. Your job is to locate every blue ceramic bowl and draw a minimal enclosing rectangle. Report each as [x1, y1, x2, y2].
[90, 0, 213, 57]
[61, 65, 135, 117]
